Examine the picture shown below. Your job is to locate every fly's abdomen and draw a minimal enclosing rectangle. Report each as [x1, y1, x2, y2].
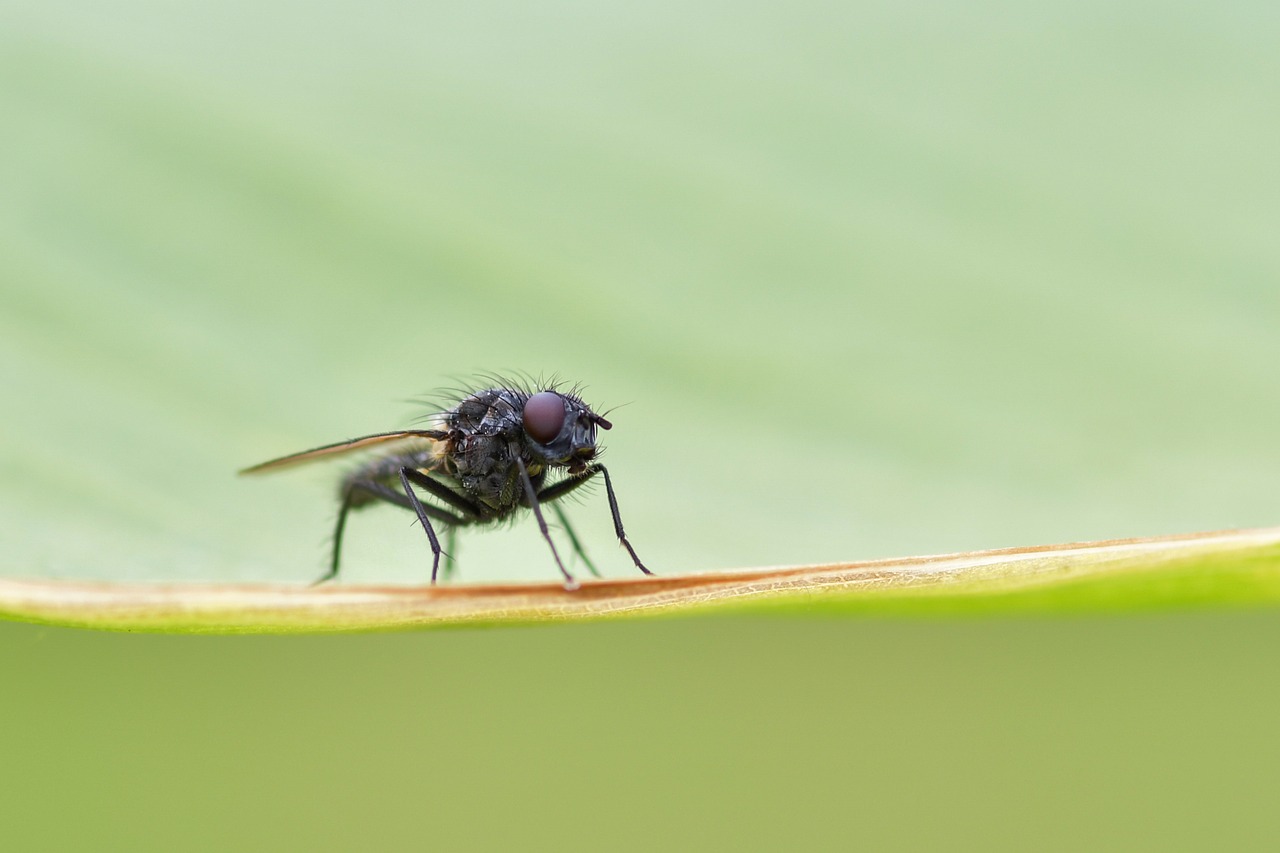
[340, 447, 440, 507]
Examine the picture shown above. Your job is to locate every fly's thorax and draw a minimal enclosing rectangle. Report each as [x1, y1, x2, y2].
[442, 385, 608, 479]
[439, 388, 525, 484]
[446, 388, 527, 437]
[429, 438, 450, 466]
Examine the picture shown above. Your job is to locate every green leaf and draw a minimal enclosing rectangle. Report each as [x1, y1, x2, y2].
[4, 527, 1277, 633]
[4, 0, 1279, 626]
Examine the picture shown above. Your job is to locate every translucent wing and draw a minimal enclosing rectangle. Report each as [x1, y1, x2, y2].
[239, 430, 447, 475]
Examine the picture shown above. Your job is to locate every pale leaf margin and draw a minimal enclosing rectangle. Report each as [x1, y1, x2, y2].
[2, 526, 1279, 634]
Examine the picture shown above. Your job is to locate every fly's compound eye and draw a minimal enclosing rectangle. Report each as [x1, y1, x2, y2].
[522, 391, 566, 444]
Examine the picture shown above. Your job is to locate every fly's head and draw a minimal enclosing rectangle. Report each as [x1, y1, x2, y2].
[521, 390, 611, 474]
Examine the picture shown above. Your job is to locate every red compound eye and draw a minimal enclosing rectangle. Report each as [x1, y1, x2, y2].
[522, 392, 566, 444]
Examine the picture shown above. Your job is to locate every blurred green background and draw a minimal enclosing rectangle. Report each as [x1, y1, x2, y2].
[3, 0, 1279, 848]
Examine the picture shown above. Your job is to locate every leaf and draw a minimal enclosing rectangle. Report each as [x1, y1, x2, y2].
[5, 0, 1279, 606]
[3, 526, 1278, 633]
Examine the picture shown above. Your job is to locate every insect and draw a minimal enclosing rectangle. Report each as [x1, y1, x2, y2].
[240, 381, 653, 588]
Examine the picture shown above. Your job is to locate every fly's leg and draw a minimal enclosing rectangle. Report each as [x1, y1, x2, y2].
[397, 469, 486, 583]
[443, 525, 458, 581]
[324, 480, 421, 585]
[401, 469, 484, 519]
[511, 447, 577, 589]
[594, 465, 652, 575]
[398, 468, 453, 584]
[320, 476, 468, 586]
[536, 465, 653, 577]
[549, 503, 601, 579]
[321, 486, 363, 585]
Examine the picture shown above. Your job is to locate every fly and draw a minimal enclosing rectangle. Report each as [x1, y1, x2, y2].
[240, 382, 653, 589]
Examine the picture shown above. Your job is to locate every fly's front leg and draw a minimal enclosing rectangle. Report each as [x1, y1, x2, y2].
[511, 446, 577, 589]
[537, 465, 652, 577]
[593, 465, 652, 576]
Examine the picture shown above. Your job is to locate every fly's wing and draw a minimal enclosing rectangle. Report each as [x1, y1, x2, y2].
[239, 430, 447, 475]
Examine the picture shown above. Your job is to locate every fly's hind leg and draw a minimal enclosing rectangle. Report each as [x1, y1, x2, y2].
[318, 488, 357, 585]
[321, 480, 409, 585]
[319, 475, 469, 586]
